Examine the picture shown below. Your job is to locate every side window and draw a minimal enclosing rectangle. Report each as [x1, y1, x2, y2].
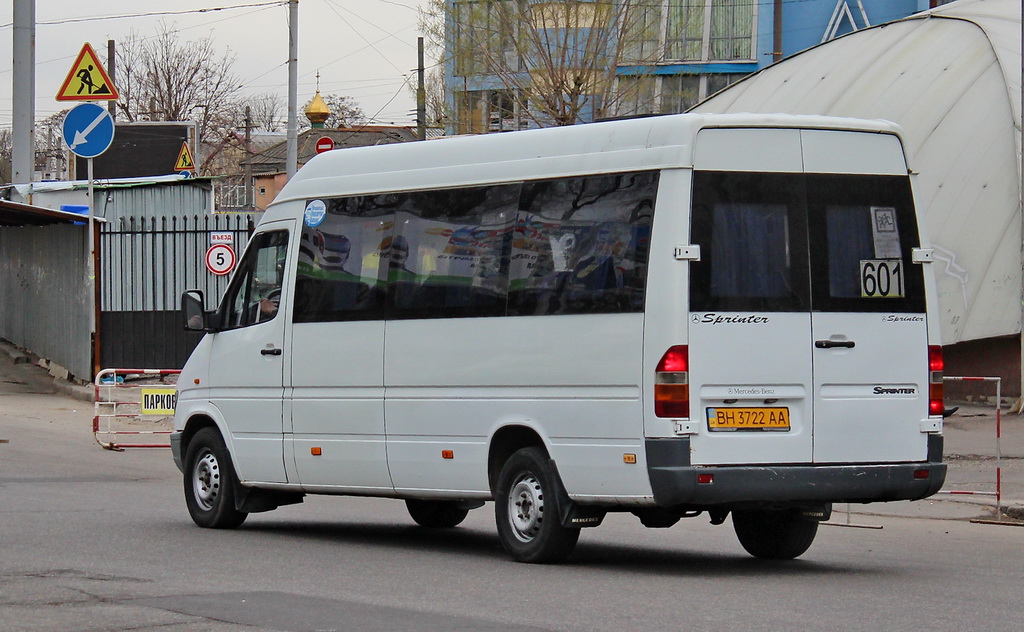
[221, 230, 289, 329]
[389, 185, 516, 319]
[690, 172, 809, 312]
[293, 196, 392, 323]
[508, 171, 658, 316]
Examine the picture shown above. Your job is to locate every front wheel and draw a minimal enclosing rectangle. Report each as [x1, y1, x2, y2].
[406, 499, 470, 528]
[494, 447, 580, 563]
[732, 509, 818, 560]
[183, 427, 247, 529]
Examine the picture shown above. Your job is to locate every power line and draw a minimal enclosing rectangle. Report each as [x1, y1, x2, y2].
[0, 1, 288, 29]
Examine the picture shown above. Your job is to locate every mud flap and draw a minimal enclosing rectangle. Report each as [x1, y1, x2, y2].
[548, 458, 607, 528]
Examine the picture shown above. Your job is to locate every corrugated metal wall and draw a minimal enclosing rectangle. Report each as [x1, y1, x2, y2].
[0, 225, 92, 380]
[97, 182, 211, 222]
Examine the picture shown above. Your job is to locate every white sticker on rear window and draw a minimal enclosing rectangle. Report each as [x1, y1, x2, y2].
[871, 206, 901, 258]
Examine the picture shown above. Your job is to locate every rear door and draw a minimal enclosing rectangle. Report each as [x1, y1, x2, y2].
[806, 173, 929, 462]
[688, 171, 814, 465]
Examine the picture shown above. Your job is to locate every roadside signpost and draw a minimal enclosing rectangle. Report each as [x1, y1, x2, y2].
[58, 43, 119, 377]
[62, 102, 114, 159]
[55, 43, 119, 102]
[205, 244, 237, 276]
[315, 136, 334, 154]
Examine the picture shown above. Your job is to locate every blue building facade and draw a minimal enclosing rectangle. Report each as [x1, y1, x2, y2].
[444, 0, 947, 134]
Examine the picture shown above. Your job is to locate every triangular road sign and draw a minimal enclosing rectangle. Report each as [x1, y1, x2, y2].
[56, 43, 119, 101]
[175, 142, 196, 172]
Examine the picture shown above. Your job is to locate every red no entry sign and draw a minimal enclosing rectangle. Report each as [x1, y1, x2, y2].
[205, 244, 236, 276]
[315, 136, 334, 154]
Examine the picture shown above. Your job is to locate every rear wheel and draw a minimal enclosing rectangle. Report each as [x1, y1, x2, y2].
[495, 447, 580, 563]
[732, 509, 818, 560]
[183, 427, 247, 529]
[406, 499, 470, 528]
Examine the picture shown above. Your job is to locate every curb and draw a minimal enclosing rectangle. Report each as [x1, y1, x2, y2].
[54, 377, 95, 403]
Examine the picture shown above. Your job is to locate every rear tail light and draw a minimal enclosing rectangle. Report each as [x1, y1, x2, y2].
[655, 345, 689, 418]
[928, 345, 944, 416]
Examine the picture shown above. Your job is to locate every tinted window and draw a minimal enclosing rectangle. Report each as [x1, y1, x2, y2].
[690, 172, 809, 312]
[807, 174, 925, 313]
[389, 185, 516, 319]
[221, 230, 289, 329]
[293, 196, 391, 322]
[508, 171, 657, 315]
[690, 172, 924, 313]
[295, 170, 658, 322]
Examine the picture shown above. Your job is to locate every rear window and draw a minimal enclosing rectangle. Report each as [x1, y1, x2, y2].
[690, 172, 925, 313]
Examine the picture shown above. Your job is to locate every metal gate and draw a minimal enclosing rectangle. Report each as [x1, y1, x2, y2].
[99, 214, 254, 369]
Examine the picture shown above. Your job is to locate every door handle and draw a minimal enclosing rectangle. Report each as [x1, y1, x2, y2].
[815, 340, 855, 349]
[260, 347, 283, 356]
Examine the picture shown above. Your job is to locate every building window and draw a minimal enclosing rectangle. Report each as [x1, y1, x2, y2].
[616, 75, 657, 117]
[709, 0, 755, 61]
[624, 0, 756, 63]
[660, 75, 700, 113]
[622, 2, 663, 64]
[455, 89, 527, 134]
[453, 0, 520, 76]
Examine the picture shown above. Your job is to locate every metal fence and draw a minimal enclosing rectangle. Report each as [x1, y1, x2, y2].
[99, 214, 254, 369]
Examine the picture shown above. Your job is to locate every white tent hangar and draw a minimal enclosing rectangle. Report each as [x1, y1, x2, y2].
[692, 0, 1022, 399]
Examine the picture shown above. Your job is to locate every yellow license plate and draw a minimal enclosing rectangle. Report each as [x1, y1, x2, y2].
[706, 407, 790, 432]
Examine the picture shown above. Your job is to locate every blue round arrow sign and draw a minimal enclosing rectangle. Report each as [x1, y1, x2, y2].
[62, 103, 115, 159]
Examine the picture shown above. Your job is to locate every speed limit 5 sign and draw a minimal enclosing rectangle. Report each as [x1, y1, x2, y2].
[205, 244, 237, 276]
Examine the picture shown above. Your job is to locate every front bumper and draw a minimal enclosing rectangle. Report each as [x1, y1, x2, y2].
[170, 431, 184, 473]
[646, 437, 946, 507]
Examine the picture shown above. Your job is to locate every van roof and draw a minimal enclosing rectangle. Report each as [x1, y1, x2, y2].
[266, 113, 904, 221]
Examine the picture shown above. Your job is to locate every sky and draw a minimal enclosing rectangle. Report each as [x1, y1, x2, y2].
[0, 0, 435, 129]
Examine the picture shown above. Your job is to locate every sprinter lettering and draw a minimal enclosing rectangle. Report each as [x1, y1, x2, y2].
[696, 313, 770, 325]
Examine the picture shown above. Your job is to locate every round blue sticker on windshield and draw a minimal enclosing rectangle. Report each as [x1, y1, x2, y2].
[304, 199, 327, 227]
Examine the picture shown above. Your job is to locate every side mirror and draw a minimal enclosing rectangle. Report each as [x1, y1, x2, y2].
[182, 289, 215, 332]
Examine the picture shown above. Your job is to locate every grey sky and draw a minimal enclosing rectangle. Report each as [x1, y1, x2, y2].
[1, 0, 432, 128]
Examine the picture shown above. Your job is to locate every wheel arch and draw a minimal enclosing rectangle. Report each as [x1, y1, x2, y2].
[179, 413, 223, 466]
[487, 424, 548, 494]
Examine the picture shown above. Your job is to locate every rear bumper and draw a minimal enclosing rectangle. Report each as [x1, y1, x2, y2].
[646, 437, 946, 507]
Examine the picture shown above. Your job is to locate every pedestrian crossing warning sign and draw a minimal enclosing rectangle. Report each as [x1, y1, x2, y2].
[56, 43, 119, 101]
[175, 142, 196, 172]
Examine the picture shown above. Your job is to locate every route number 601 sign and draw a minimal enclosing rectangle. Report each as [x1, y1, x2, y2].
[860, 259, 904, 298]
[205, 244, 237, 276]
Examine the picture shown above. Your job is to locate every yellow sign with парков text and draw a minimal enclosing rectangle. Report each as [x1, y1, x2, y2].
[141, 388, 177, 415]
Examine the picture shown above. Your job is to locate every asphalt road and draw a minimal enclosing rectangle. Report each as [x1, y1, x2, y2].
[1, 348, 1023, 631]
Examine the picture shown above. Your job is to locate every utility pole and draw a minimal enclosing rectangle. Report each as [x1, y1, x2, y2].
[286, 0, 299, 180]
[244, 106, 253, 209]
[107, 40, 116, 119]
[417, 37, 427, 141]
[12, 0, 35, 187]
[773, 0, 783, 63]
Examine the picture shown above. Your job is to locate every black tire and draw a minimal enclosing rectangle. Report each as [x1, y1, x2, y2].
[494, 447, 580, 563]
[406, 499, 470, 528]
[732, 509, 818, 560]
[183, 427, 248, 529]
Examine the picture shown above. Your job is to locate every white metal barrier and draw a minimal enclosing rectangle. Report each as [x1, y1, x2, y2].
[93, 368, 180, 450]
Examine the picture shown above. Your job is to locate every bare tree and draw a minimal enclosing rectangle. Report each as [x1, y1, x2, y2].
[239, 93, 285, 132]
[114, 24, 243, 173]
[423, 0, 661, 130]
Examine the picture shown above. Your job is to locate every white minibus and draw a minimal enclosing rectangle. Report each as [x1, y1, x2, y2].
[173, 113, 946, 563]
